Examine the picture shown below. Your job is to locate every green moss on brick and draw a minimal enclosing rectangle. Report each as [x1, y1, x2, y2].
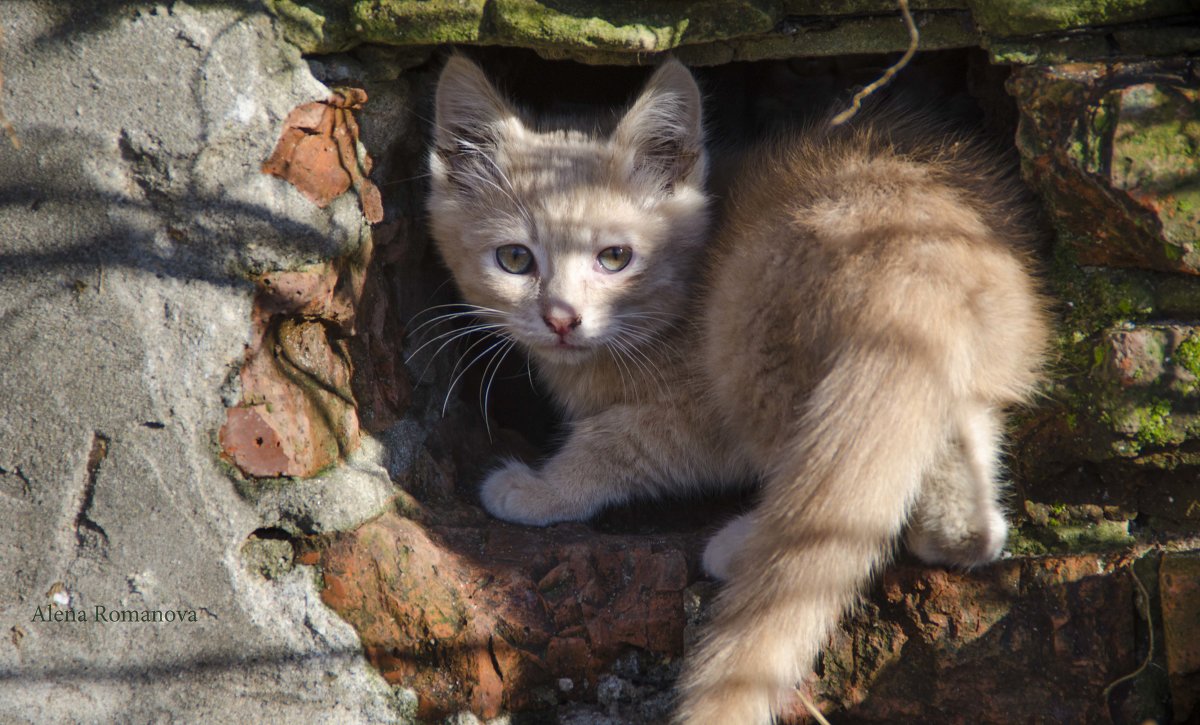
[1110, 85, 1200, 259]
[1112, 87, 1200, 195]
[1006, 527, 1052, 557]
[353, 0, 487, 44]
[1048, 241, 1155, 354]
[1009, 520, 1136, 555]
[267, 0, 340, 52]
[967, 0, 1194, 37]
[1047, 520, 1136, 549]
[492, 0, 693, 52]
[1041, 241, 1200, 463]
[1175, 334, 1200, 379]
[265, 0, 486, 52]
[1135, 399, 1175, 448]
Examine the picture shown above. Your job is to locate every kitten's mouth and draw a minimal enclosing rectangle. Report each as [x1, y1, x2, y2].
[537, 340, 594, 359]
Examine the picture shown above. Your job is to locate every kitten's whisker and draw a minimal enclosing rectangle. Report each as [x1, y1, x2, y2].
[443, 327, 506, 383]
[617, 314, 675, 337]
[407, 309, 505, 339]
[406, 302, 506, 331]
[405, 322, 507, 366]
[613, 328, 672, 403]
[616, 325, 667, 358]
[613, 313, 686, 340]
[622, 321, 684, 360]
[413, 278, 459, 312]
[412, 327, 505, 386]
[377, 171, 432, 187]
[613, 338, 654, 408]
[615, 310, 686, 323]
[410, 301, 506, 318]
[407, 310, 487, 335]
[478, 335, 511, 414]
[603, 342, 632, 404]
[443, 335, 509, 418]
[611, 335, 663, 404]
[481, 339, 517, 441]
[408, 323, 500, 362]
[617, 325, 663, 347]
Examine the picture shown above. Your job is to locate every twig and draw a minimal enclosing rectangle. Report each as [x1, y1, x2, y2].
[829, 0, 919, 126]
[1101, 563, 1154, 702]
[797, 690, 833, 725]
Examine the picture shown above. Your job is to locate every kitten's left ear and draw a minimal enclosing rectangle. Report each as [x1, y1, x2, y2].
[431, 54, 519, 190]
[433, 54, 517, 149]
[613, 59, 704, 195]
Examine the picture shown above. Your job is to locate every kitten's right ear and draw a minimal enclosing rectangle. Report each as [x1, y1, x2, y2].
[613, 59, 705, 195]
[432, 55, 518, 183]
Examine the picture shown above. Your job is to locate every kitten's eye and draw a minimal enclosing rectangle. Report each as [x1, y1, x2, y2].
[597, 246, 633, 272]
[496, 244, 535, 275]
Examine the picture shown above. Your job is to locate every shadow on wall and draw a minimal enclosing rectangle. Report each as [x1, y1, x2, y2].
[22, 1, 267, 50]
[0, 125, 355, 288]
[0, 643, 368, 684]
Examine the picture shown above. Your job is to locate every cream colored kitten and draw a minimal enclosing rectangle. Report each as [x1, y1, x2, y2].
[426, 55, 1048, 724]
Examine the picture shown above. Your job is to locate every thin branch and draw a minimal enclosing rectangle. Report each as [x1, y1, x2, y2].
[1102, 563, 1155, 702]
[829, 0, 919, 126]
[797, 690, 833, 725]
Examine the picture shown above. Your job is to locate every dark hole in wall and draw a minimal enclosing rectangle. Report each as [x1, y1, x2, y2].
[457, 46, 1019, 141]
[364, 46, 1026, 521]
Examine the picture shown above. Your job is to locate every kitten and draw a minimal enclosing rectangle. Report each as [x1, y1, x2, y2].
[426, 55, 1048, 724]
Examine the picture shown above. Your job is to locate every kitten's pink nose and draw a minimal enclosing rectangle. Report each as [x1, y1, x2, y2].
[542, 302, 581, 339]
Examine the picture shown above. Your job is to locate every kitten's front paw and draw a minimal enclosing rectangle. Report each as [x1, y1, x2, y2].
[479, 461, 594, 526]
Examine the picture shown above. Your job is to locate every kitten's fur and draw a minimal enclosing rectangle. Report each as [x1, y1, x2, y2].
[427, 55, 1048, 724]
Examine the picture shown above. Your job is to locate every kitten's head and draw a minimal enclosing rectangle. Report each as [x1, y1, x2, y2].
[427, 55, 708, 366]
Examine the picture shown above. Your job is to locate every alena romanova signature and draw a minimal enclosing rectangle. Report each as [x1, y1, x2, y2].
[32, 605, 199, 623]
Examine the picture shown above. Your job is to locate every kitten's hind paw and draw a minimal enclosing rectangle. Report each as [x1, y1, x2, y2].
[907, 506, 1008, 569]
[479, 460, 600, 526]
[702, 513, 754, 581]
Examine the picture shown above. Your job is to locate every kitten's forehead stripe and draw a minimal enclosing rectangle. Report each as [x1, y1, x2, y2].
[502, 133, 610, 194]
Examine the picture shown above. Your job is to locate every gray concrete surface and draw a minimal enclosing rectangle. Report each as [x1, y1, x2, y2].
[0, 3, 409, 722]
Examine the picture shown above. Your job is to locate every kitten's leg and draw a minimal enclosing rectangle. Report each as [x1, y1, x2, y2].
[481, 405, 705, 526]
[676, 359, 943, 725]
[702, 513, 754, 581]
[706, 410, 1008, 581]
[906, 402, 1008, 568]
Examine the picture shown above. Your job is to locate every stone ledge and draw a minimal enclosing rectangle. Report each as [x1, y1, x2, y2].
[311, 500, 1200, 722]
[264, 0, 1200, 63]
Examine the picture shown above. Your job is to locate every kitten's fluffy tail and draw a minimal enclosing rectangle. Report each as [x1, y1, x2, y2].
[676, 346, 953, 724]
